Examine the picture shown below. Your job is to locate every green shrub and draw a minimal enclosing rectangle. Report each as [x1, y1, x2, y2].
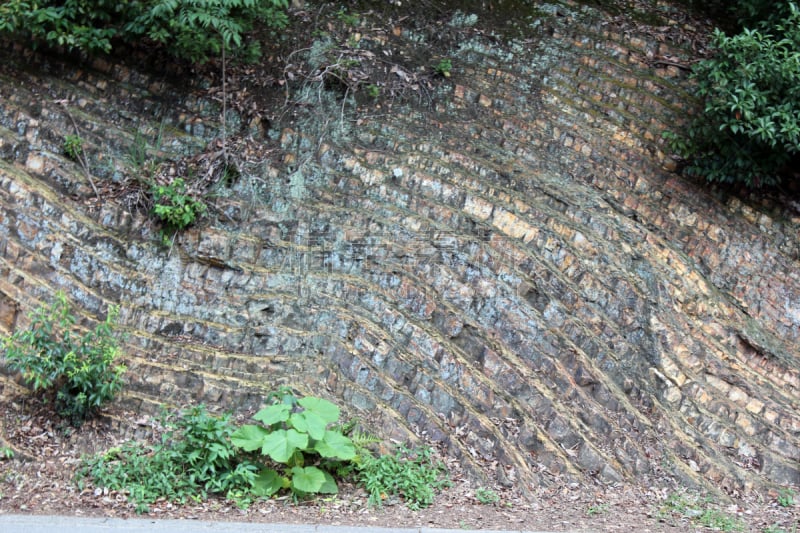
[735, 0, 795, 27]
[475, 486, 500, 505]
[669, 1, 799, 187]
[0, 0, 289, 63]
[81, 392, 364, 508]
[230, 391, 356, 498]
[79, 405, 258, 512]
[777, 488, 796, 507]
[80, 391, 452, 512]
[0, 0, 127, 54]
[63, 134, 85, 161]
[435, 58, 453, 78]
[151, 177, 207, 232]
[122, 0, 289, 64]
[356, 444, 451, 510]
[2, 292, 126, 423]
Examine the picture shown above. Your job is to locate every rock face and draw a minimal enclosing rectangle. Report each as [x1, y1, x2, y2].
[0, 3, 798, 497]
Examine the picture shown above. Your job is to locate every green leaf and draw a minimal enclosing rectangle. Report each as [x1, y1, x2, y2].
[253, 403, 291, 426]
[290, 466, 325, 493]
[251, 468, 284, 497]
[289, 410, 327, 441]
[261, 429, 308, 463]
[230, 424, 269, 452]
[318, 469, 339, 494]
[314, 430, 356, 460]
[297, 396, 340, 424]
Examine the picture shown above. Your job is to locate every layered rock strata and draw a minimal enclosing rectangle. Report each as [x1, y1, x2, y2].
[0, 3, 797, 496]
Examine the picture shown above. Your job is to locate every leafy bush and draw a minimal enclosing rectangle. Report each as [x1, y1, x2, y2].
[0, 0, 127, 54]
[122, 0, 290, 63]
[669, 1, 799, 187]
[0, 0, 289, 63]
[80, 405, 258, 512]
[356, 444, 451, 510]
[63, 134, 85, 161]
[80, 391, 452, 512]
[734, 0, 795, 27]
[2, 292, 126, 423]
[151, 177, 207, 232]
[230, 391, 356, 498]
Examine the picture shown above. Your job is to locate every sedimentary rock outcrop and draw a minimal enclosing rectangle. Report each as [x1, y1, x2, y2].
[1, 2, 797, 496]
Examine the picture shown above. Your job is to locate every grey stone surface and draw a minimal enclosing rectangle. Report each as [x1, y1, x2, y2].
[0, 515, 554, 533]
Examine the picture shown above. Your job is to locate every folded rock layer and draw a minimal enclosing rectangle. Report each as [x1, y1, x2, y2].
[0, 3, 797, 496]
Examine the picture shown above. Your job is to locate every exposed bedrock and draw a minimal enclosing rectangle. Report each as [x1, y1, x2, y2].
[0, 3, 797, 497]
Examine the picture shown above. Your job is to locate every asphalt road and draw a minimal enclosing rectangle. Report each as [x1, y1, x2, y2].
[0, 515, 564, 533]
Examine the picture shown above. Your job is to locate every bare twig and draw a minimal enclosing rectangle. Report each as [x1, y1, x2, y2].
[222, 36, 228, 166]
[56, 100, 100, 199]
[649, 59, 693, 71]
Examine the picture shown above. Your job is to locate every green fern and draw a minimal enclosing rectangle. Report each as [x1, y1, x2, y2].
[350, 430, 381, 449]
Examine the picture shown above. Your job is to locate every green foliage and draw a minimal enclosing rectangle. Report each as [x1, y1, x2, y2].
[669, 1, 800, 187]
[2, 292, 126, 424]
[0, 446, 14, 460]
[356, 444, 451, 510]
[230, 392, 356, 499]
[697, 509, 746, 532]
[123, 0, 289, 64]
[586, 503, 610, 516]
[657, 491, 745, 532]
[778, 488, 796, 507]
[0, 0, 127, 54]
[734, 0, 795, 28]
[435, 58, 453, 78]
[475, 487, 500, 505]
[335, 8, 360, 27]
[347, 427, 381, 449]
[81, 391, 448, 512]
[63, 134, 84, 161]
[763, 524, 798, 533]
[126, 122, 166, 173]
[0, 0, 289, 63]
[79, 405, 258, 512]
[151, 177, 207, 232]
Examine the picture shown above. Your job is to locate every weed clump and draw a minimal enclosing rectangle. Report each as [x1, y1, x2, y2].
[2, 292, 126, 424]
[356, 444, 451, 510]
[78, 389, 452, 513]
